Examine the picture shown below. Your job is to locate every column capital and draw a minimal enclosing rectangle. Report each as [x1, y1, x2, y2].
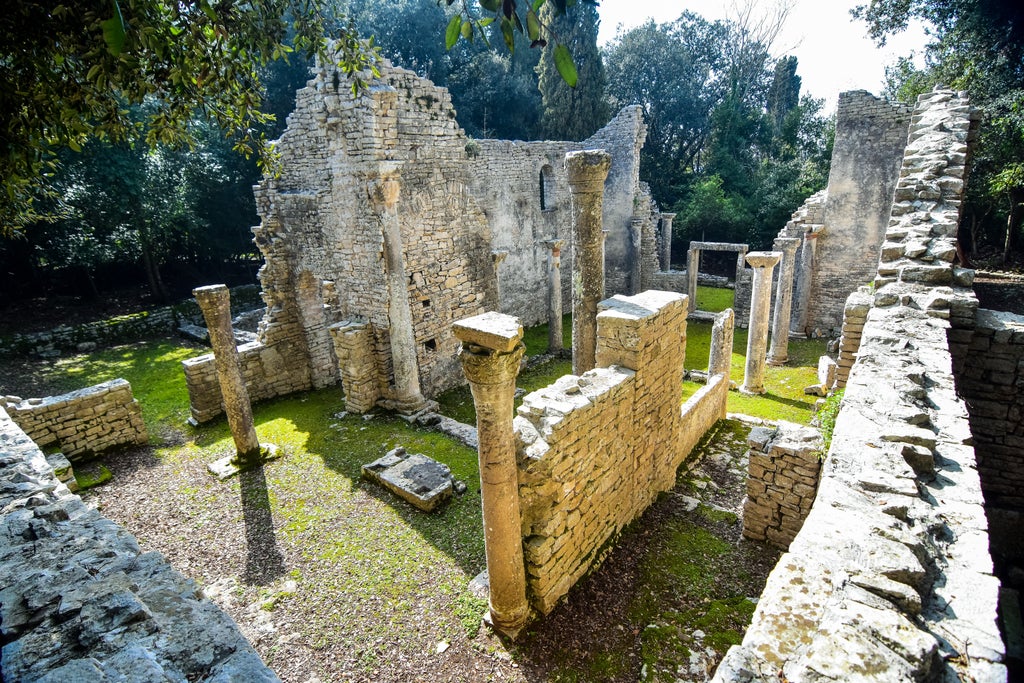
[542, 239, 566, 252]
[746, 251, 782, 269]
[661, 212, 677, 221]
[193, 283, 229, 307]
[565, 149, 611, 192]
[772, 237, 801, 254]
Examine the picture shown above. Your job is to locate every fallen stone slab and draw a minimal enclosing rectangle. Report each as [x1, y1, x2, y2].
[362, 447, 456, 512]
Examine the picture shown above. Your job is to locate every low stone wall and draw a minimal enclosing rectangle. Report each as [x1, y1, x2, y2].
[0, 408, 278, 681]
[741, 422, 822, 548]
[513, 291, 731, 614]
[0, 285, 261, 357]
[0, 379, 147, 461]
[714, 89, 1003, 683]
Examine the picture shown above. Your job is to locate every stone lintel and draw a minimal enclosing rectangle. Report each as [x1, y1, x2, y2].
[690, 241, 749, 253]
[746, 251, 783, 269]
[453, 312, 523, 353]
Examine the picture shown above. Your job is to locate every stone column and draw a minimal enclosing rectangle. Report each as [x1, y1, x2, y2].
[768, 237, 801, 366]
[687, 246, 700, 313]
[708, 308, 735, 379]
[369, 171, 429, 415]
[792, 231, 816, 335]
[735, 248, 748, 285]
[660, 213, 676, 271]
[630, 218, 643, 295]
[542, 240, 565, 354]
[193, 284, 261, 461]
[565, 150, 611, 376]
[453, 312, 528, 637]
[741, 252, 782, 394]
[491, 250, 508, 310]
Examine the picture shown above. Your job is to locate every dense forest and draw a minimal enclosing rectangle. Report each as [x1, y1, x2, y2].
[1, 0, 1020, 308]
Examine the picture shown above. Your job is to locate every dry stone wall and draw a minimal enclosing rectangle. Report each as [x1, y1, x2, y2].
[0, 379, 147, 461]
[954, 308, 1024, 587]
[834, 287, 873, 388]
[715, 89, 1003, 683]
[513, 291, 731, 614]
[742, 422, 822, 549]
[0, 408, 277, 681]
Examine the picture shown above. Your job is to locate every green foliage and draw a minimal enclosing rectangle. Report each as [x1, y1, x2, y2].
[537, 2, 609, 140]
[0, 0, 380, 235]
[816, 388, 845, 458]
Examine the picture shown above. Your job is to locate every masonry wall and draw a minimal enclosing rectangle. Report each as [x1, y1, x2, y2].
[954, 308, 1024, 578]
[715, 90, 1003, 683]
[0, 408, 277, 681]
[802, 92, 912, 334]
[185, 62, 650, 421]
[513, 291, 731, 614]
[0, 379, 147, 460]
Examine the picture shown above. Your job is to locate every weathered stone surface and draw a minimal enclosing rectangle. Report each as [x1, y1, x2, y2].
[362, 447, 454, 511]
[0, 408, 278, 681]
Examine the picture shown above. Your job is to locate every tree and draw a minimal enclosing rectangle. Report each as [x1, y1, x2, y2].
[537, 1, 608, 140]
[1, 0, 379, 235]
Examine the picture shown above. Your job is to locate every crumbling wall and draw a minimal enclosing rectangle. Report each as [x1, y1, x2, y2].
[802, 91, 912, 334]
[513, 291, 731, 613]
[0, 379, 147, 460]
[954, 308, 1024, 587]
[742, 422, 822, 548]
[715, 90, 1003, 682]
[834, 287, 873, 388]
[0, 408, 277, 681]
[186, 62, 650, 420]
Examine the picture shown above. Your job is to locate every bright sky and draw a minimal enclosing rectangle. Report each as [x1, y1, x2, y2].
[596, 0, 930, 111]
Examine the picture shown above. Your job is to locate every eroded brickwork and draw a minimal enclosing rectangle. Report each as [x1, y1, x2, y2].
[0, 379, 147, 461]
[185, 61, 650, 421]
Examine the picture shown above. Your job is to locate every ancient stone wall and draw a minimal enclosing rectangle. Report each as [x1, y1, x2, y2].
[0, 286, 261, 357]
[0, 408, 277, 681]
[513, 291, 731, 614]
[741, 422, 822, 548]
[185, 62, 650, 420]
[0, 379, 147, 461]
[715, 90, 1003, 683]
[954, 308, 1024, 585]
[777, 190, 827, 337]
[803, 91, 913, 334]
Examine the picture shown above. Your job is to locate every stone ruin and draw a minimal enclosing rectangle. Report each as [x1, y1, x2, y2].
[183, 59, 679, 422]
[2, 42, 1020, 678]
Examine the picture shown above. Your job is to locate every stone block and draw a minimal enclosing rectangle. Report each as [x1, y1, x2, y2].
[362, 447, 455, 511]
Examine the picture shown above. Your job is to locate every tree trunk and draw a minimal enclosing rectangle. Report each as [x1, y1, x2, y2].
[141, 241, 169, 304]
[1004, 188, 1024, 265]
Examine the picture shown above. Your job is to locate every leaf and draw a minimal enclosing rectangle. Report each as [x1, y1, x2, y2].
[501, 0, 515, 20]
[100, 0, 126, 56]
[526, 9, 540, 42]
[501, 16, 515, 52]
[553, 43, 577, 87]
[532, 0, 544, 11]
[478, 17, 494, 27]
[445, 14, 462, 50]
[461, 19, 473, 40]
[479, 0, 501, 11]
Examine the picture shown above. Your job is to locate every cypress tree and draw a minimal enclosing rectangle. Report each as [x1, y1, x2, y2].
[537, 2, 610, 141]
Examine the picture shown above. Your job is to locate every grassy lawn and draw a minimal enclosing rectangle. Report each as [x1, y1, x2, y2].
[694, 285, 735, 313]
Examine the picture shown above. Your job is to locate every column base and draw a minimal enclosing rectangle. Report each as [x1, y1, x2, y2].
[739, 384, 767, 395]
[208, 443, 282, 479]
[766, 356, 788, 366]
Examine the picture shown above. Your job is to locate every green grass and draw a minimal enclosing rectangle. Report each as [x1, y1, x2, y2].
[694, 285, 734, 313]
[441, 316, 827, 427]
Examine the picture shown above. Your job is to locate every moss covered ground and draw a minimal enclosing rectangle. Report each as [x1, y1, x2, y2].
[3, 305, 820, 680]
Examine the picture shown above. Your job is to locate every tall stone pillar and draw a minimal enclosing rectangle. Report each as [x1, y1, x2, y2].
[543, 240, 565, 354]
[687, 246, 700, 313]
[369, 171, 429, 415]
[768, 237, 801, 366]
[660, 213, 676, 271]
[453, 312, 528, 637]
[792, 231, 817, 335]
[629, 218, 643, 295]
[194, 284, 273, 477]
[708, 308, 735, 380]
[565, 150, 611, 376]
[741, 252, 782, 394]
[734, 248, 748, 285]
